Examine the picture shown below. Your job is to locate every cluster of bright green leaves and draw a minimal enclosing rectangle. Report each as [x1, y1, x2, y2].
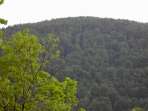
[40, 33, 61, 70]
[0, 31, 78, 111]
[132, 107, 144, 111]
[0, 0, 4, 4]
[78, 107, 86, 111]
[0, 18, 7, 25]
[0, 0, 7, 25]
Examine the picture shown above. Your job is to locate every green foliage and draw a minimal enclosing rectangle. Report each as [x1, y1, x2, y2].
[132, 107, 144, 111]
[0, 18, 7, 25]
[40, 33, 60, 65]
[78, 107, 86, 111]
[0, 31, 78, 111]
[0, 0, 7, 25]
[0, 0, 4, 4]
[4, 17, 148, 111]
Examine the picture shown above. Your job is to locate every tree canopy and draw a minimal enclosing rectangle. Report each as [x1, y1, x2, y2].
[0, 31, 79, 111]
[4, 17, 148, 111]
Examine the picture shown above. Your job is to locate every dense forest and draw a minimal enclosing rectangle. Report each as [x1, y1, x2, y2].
[2, 17, 148, 111]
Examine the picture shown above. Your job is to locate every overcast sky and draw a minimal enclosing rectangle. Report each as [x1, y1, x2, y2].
[0, 0, 148, 26]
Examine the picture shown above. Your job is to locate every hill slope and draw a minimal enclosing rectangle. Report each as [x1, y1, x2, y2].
[4, 17, 148, 111]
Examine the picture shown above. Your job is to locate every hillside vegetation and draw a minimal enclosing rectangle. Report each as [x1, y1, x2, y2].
[3, 17, 148, 111]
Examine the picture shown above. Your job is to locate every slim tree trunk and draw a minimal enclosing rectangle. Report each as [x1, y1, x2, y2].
[3, 105, 8, 111]
[21, 103, 25, 111]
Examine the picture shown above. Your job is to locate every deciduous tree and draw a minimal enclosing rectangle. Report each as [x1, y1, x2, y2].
[0, 31, 78, 111]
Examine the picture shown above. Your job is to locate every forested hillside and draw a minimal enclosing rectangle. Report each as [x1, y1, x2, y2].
[3, 17, 148, 111]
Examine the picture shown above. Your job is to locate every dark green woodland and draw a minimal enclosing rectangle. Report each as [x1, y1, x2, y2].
[2, 17, 148, 111]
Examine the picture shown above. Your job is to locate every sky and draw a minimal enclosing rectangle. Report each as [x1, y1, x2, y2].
[0, 0, 148, 26]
